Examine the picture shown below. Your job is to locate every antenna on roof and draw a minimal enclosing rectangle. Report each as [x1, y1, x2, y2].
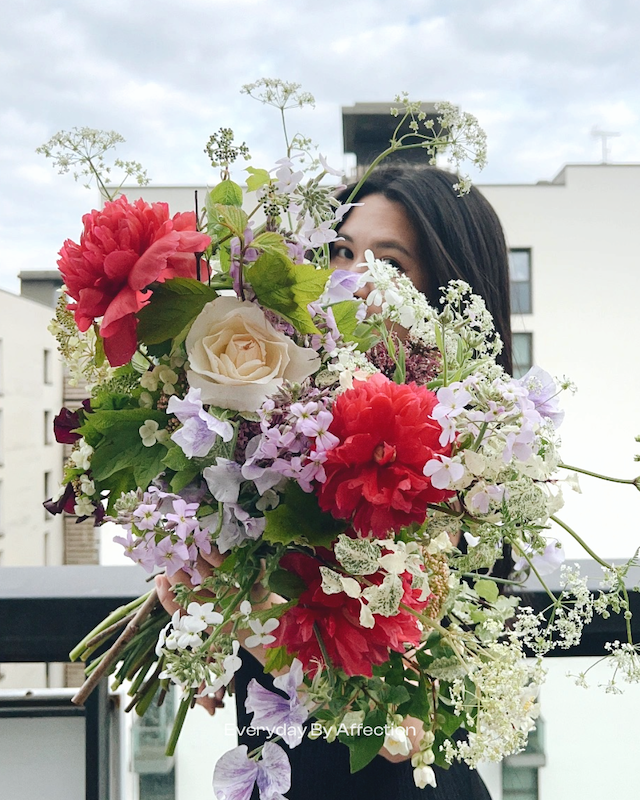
[591, 126, 621, 164]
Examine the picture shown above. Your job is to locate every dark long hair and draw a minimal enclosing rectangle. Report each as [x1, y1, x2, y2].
[336, 165, 513, 374]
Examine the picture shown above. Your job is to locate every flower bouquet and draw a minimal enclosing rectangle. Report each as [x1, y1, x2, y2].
[41, 81, 640, 796]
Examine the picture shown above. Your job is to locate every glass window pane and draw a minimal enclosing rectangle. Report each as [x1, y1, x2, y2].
[509, 250, 531, 282]
[512, 332, 533, 378]
[503, 766, 537, 791]
[510, 282, 531, 315]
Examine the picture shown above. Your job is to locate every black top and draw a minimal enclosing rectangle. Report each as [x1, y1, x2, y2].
[235, 652, 493, 800]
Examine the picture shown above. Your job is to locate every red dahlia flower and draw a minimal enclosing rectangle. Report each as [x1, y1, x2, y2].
[58, 196, 211, 367]
[316, 373, 454, 537]
[271, 552, 429, 677]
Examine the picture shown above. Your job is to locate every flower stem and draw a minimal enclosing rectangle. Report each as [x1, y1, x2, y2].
[559, 463, 640, 490]
[71, 589, 160, 706]
[69, 591, 152, 662]
[550, 515, 614, 571]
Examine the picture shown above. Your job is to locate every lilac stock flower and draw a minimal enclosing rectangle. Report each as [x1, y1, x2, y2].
[210, 503, 266, 553]
[166, 498, 200, 538]
[203, 458, 244, 503]
[519, 366, 565, 428]
[213, 742, 291, 800]
[167, 388, 234, 458]
[245, 659, 309, 748]
[322, 268, 364, 304]
[513, 538, 565, 576]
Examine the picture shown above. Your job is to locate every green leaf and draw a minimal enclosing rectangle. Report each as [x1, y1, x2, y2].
[251, 232, 291, 257]
[263, 483, 346, 547]
[246, 253, 328, 334]
[170, 468, 200, 493]
[331, 300, 360, 338]
[268, 568, 308, 599]
[340, 708, 386, 772]
[400, 675, 433, 721]
[136, 278, 218, 345]
[133, 444, 167, 488]
[208, 180, 243, 207]
[213, 204, 249, 237]
[245, 166, 271, 192]
[263, 645, 294, 674]
[475, 578, 499, 604]
[162, 445, 192, 472]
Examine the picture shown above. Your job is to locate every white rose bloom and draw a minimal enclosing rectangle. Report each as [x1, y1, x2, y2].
[186, 297, 320, 412]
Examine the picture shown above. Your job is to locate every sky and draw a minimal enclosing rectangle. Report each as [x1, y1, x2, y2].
[2, 0, 640, 293]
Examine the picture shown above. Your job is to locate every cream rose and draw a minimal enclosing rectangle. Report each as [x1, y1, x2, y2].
[185, 296, 320, 412]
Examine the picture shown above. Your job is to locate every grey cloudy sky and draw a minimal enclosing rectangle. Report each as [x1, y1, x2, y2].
[1, 0, 639, 293]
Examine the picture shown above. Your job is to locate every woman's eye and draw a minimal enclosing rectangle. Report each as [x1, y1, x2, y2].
[331, 245, 353, 261]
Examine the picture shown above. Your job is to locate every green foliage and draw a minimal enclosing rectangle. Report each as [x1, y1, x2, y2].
[263, 482, 346, 547]
[78, 407, 168, 509]
[208, 180, 243, 207]
[246, 253, 328, 334]
[263, 645, 295, 674]
[268, 567, 308, 599]
[136, 278, 218, 346]
[475, 578, 500, 604]
[339, 708, 386, 772]
[245, 166, 271, 192]
[251, 232, 291, 257]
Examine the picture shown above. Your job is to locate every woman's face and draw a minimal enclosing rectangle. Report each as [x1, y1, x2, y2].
[330, 193, 428, 294]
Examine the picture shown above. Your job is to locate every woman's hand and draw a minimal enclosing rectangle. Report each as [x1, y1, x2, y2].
[155, 547, 227, 715]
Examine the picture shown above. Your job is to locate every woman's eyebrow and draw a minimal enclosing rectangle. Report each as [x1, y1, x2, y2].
[339, 232, 413, 257]
[371, 240, 413, 257]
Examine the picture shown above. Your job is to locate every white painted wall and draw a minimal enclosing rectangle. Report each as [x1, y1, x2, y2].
[481, 165, 640, 561]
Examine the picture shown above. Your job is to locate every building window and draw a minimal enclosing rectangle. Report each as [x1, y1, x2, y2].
[44, 410, 53, 445]
[502, 764, 538, 800]
[509, 249, 532, 314]
[44, 349, 53, 385]
[512, 332, 533, 378]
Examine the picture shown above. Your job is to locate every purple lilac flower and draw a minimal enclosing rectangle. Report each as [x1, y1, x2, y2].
[211, 504, 266, 554]
[166, 498, 200, 538]
[167, 388, 234, 459]
[322, 269, 363, 304]
[203, 458, 244, 503]
[213, 741, 291, 800]
[518, 366, 565, 428]
[513, 538, 565, 576]
[245, 659, 309, 748]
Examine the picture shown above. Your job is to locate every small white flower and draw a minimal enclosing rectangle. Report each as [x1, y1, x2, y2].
[244, 617, 280, 648]
[74, 496, 94, 516]
[413, 765, 437, 789]
[139, 419, 162, 447]
[384, 725, 412, 756]
[186, 602, 224, 627]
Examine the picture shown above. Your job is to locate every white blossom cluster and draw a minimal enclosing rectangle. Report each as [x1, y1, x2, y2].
[156, 602, 243, 694]
[446, 644, 544, 767]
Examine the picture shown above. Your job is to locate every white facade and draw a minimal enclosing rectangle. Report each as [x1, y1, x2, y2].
[480, 164, 640, 562]
[0, 288, 64, 688]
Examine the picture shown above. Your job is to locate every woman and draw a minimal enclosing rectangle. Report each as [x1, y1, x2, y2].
[157, 164, 512, 798]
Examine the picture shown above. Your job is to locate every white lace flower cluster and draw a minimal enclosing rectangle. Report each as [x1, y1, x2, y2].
[359, 251, 434, 332]
[445, 644, 544, 767]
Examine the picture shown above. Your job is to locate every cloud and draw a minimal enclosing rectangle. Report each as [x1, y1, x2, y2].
[1, 0, 640, 291]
